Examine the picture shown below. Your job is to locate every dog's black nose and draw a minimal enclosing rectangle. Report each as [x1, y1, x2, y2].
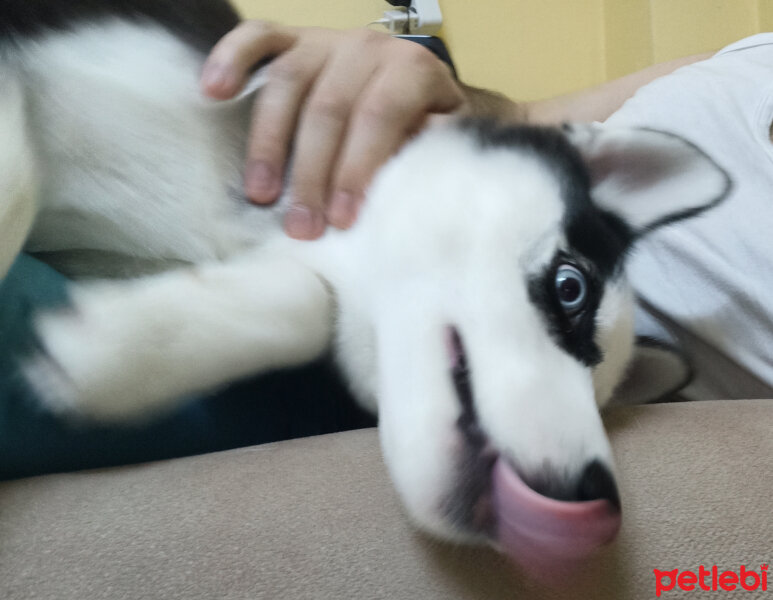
[576, 459, 621, 509]
[522, 459, 621, 509]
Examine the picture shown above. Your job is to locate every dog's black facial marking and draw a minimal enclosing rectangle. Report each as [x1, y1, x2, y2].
[443, 439, 497, 535]
[457, 119, 638, 366]
[528, 254, 603, 367]
[448, 327, 482, 443]
[564, 203, 634, 280]
[461, 118, 635, 279]
[443, 327, 497, 534]
[0, 0, 240, 52]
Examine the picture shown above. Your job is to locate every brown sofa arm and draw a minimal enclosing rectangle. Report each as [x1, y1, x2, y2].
[1, 400, 771, 600]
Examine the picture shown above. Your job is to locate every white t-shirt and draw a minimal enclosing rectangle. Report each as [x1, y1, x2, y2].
[605, 33, 773, 400]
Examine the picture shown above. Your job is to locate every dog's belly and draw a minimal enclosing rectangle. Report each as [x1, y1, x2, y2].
[16, 19, 276, 276]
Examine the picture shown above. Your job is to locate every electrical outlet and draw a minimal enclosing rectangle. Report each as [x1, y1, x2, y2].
[381, 0, 442, 35]
[409, 0, 442, 34]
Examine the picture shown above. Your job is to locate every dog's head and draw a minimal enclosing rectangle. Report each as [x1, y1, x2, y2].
[350, 119, 729, 575]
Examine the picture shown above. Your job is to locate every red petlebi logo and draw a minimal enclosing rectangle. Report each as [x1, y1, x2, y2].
[654, 565, 768, 596]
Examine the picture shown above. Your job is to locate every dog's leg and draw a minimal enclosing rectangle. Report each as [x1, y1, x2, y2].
[0, 76, 38, 278]
[23, 253, 333, 421]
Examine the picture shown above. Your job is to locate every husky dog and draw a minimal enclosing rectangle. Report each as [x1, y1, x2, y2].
[0, 0, 729, 575]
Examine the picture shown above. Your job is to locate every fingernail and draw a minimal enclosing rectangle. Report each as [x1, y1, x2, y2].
[245, 162, 280, 203]
[285, 205, 326, 240]
[328, 191, 362, 229]
[201, 63, 236, 96]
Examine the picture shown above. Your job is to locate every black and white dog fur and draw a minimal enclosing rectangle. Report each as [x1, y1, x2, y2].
[0, 0, 730, 561]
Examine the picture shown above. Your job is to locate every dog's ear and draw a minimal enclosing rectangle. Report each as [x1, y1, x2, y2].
[610, 337, 692, 404]
[564, 123, 731, 235]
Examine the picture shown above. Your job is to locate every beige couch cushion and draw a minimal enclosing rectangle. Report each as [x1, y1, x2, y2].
[1, 400, 771, 599]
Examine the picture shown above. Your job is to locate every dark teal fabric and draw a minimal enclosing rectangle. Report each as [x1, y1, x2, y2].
[0, 255, 374, 480]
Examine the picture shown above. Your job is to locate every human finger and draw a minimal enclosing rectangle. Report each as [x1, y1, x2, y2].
[284, 31, 384, 238]
[243, 45, 328, 205]
[201, 20, 297, 99]
[328, 44, 464, 228]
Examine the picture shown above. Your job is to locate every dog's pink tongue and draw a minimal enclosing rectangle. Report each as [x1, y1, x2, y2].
[491, 458, 621, 582]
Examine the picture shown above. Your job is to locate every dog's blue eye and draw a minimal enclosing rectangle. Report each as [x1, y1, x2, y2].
[555, 264, 587, 314]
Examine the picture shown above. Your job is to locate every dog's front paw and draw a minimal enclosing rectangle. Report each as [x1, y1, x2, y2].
[22, 333, 83, 417]
[21, 286, 184, 421]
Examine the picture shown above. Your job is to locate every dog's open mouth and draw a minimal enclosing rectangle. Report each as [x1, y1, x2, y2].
[444, 326, 621, 579]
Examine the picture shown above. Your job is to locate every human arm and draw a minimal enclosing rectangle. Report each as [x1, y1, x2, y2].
[524, 52, 714, 125]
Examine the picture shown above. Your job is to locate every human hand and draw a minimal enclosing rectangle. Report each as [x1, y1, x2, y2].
[201, 21, 465, 239]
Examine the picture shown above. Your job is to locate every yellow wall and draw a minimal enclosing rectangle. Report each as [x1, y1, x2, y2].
[605, 0, 770, 80]
[231, 0, 772, 101]
[439, 1, 606, 102]
[231, 0, 384, 29]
